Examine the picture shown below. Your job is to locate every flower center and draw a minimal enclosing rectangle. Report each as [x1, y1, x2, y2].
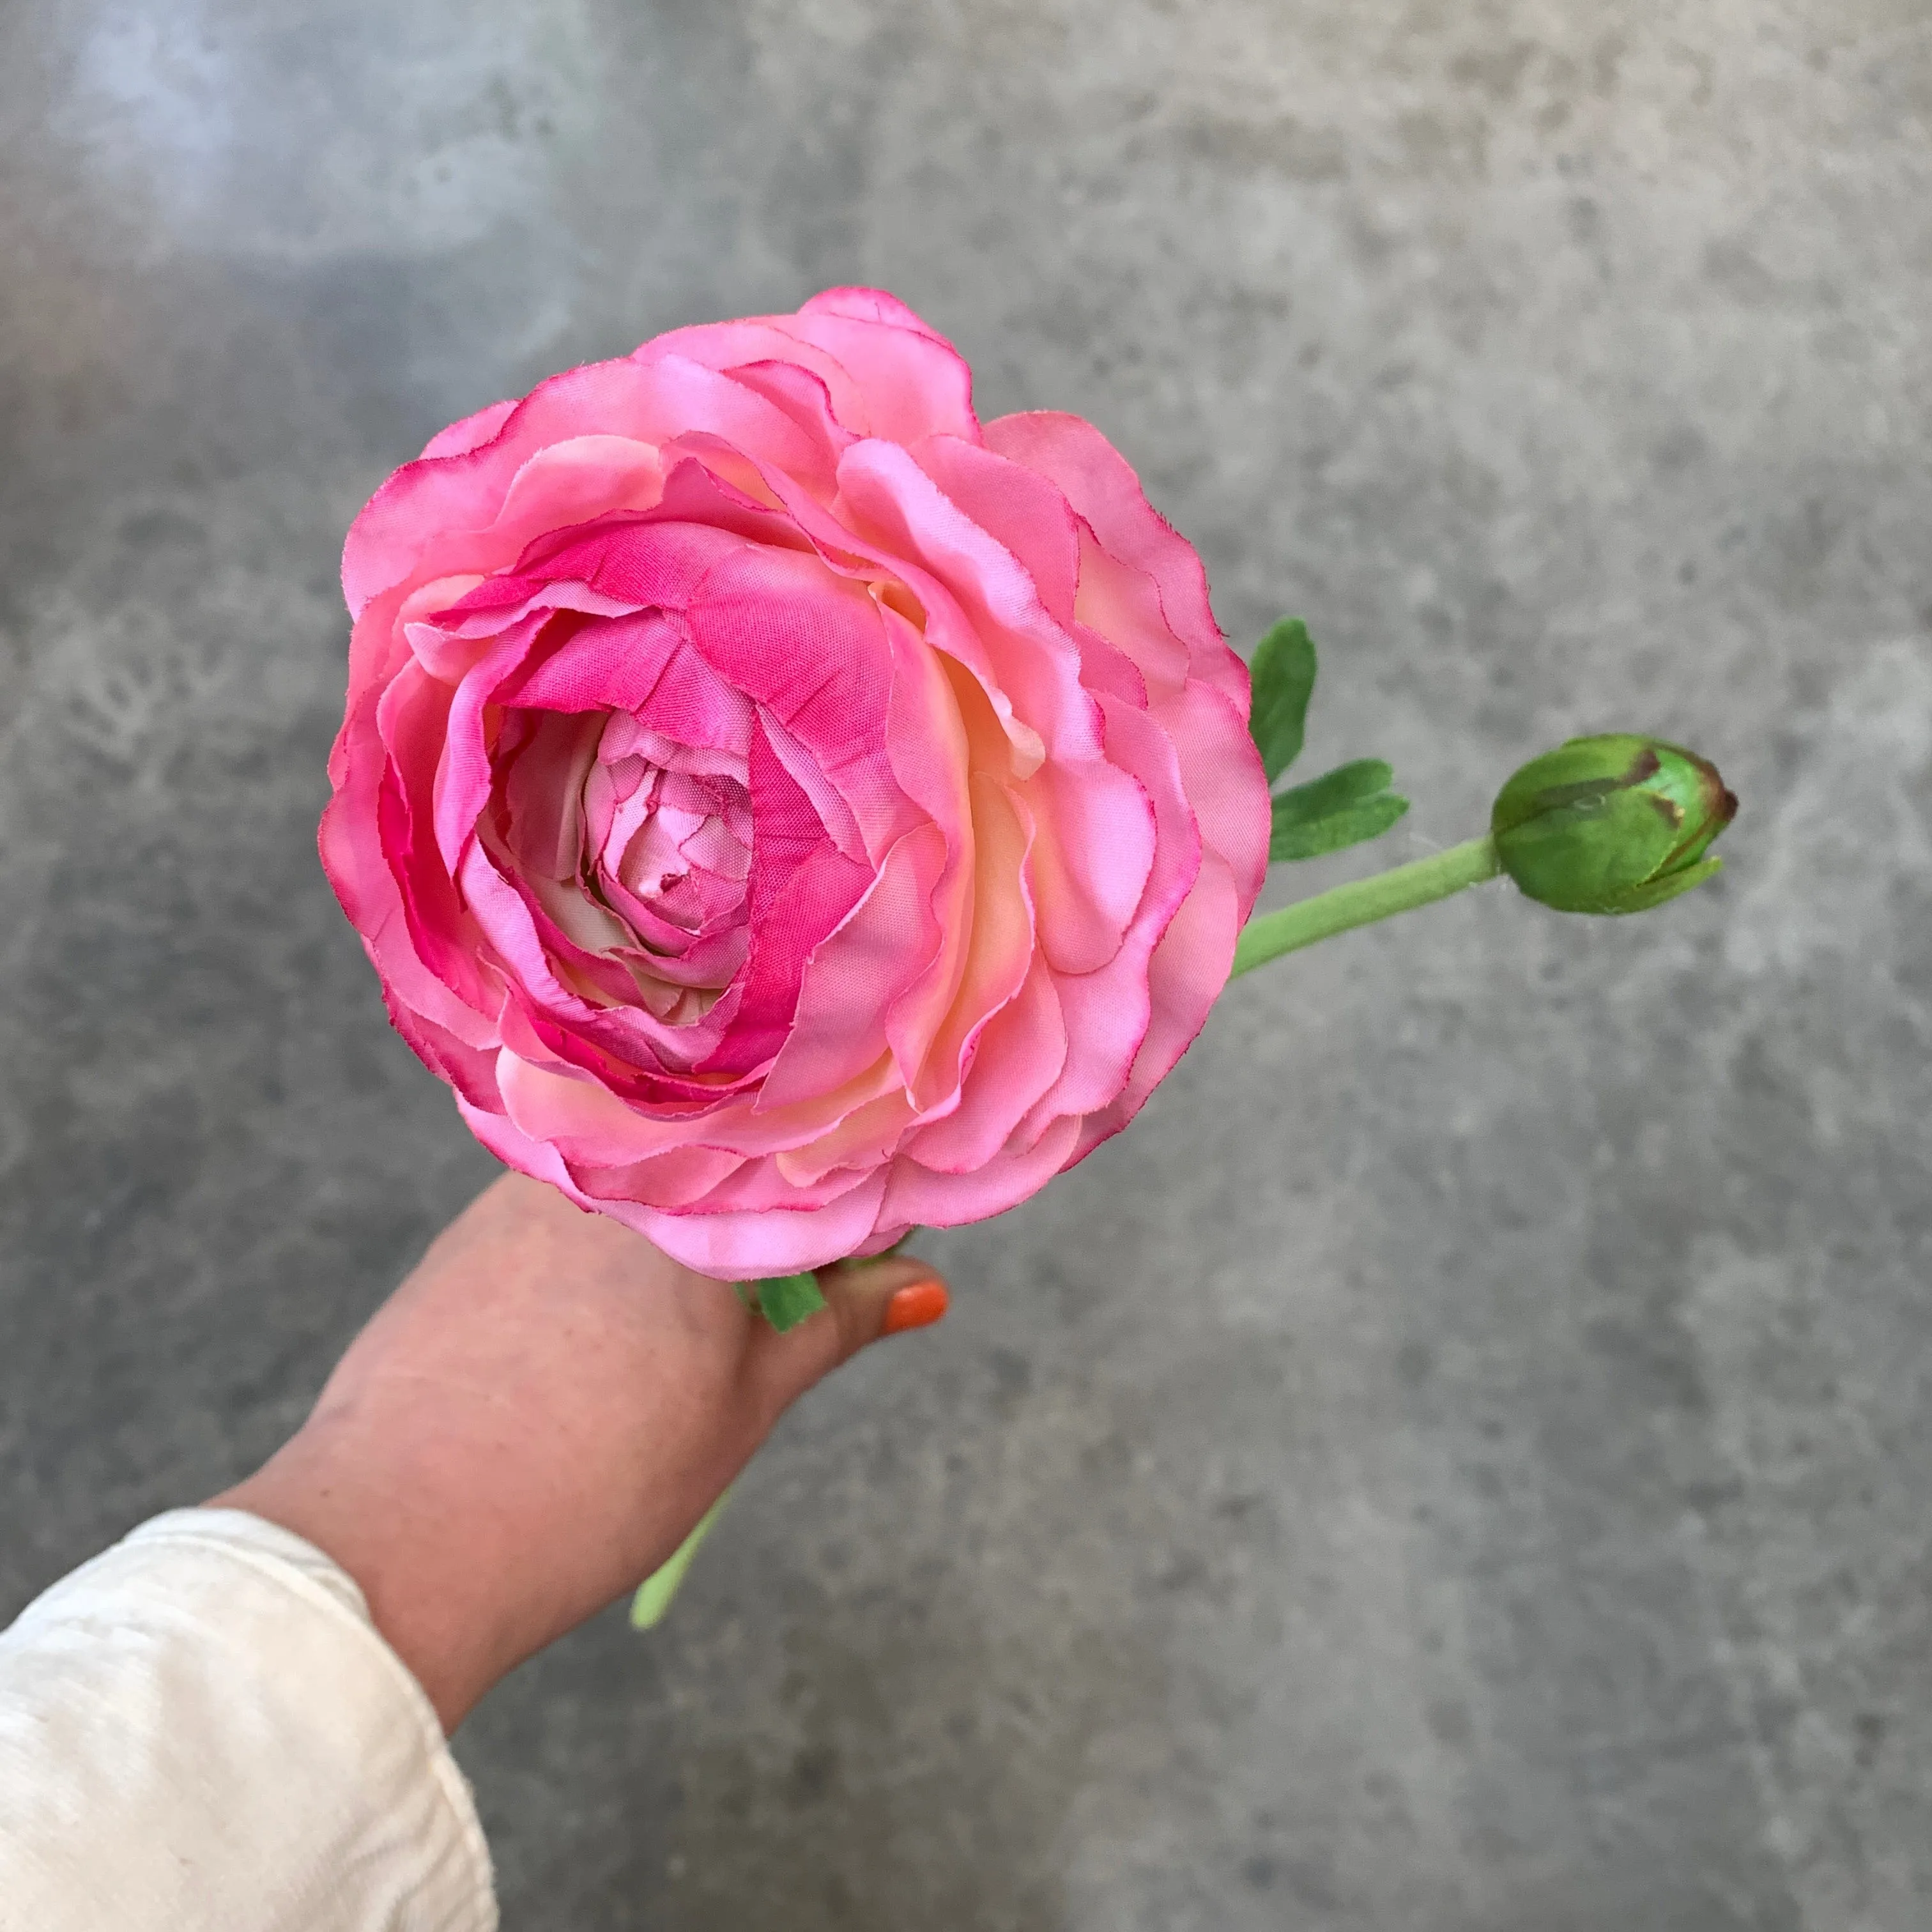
[486, 706, 755, 1023]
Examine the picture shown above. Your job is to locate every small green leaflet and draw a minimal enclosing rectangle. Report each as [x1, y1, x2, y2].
[1247, 617, 1409, 865]
[1247, 617, 1318, 784]
[1270, 758, 1411, 861]
[753, 1271, 827, 1331]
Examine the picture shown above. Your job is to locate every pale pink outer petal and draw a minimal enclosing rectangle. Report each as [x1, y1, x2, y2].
[1065, 850, 1242, 1168]
[983, 409, 1250, 712]
[491, 1044, 901, 1167]
[1159, 677, 1270, 914]
[911, 434, 1081, 624]
[1015, 693, 1202, 1137]
[420, 397, 519, 461]
[633, 289, 975, 449]
[774, 288, 981, 447]
[880, 1112, 1084, 1230]
[631, 1169, 893, 1278]
[774, 1091, 917, 1189]
[632, 321, 874, 433]
[459, 1093, 602, 1210]
[471, 1077, 895, 1278]
[903, 960, 1066, 1174]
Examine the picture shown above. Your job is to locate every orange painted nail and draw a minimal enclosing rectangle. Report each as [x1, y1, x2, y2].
[883, 1278, 949, 1335]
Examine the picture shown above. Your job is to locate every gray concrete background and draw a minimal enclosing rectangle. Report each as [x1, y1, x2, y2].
[3, 1, 1928, 1925]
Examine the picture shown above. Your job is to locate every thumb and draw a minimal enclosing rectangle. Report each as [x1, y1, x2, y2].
[744, 1254, 949, 1418]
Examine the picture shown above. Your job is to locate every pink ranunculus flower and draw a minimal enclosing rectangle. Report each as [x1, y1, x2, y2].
[322, 288, 1270, 1277]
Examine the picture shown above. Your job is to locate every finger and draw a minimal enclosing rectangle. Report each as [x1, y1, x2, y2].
[744, 1255, 949, 1418]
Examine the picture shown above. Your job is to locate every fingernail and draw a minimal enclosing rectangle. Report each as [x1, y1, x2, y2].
[882, 1278, 949, 1335]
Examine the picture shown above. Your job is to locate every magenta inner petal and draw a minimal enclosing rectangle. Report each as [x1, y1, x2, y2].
[436, 532, 897, 1104]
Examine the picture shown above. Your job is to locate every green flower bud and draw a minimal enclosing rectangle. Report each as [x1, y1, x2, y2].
[1491, 734, 1737, 915]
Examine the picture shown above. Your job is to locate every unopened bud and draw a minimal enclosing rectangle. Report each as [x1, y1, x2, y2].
[1491, 734, 1737, 916]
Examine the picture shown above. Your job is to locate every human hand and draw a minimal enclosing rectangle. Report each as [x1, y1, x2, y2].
[210, 1173, 949, 1731]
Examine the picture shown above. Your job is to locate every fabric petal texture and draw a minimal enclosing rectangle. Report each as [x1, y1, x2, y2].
[323, 290, 1271, 1277]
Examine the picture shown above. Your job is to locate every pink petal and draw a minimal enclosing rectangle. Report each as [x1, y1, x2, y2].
[631, 1168, 891, 1280]
[904, 960, 1066, 1174]
[777, 289, 980, 447]
[1021, 753, 1156, 975]
[912, 434, 1081, 622]
[1016, 691, 1204, 1138]
[1157, 677, 1270, 914]
[756, 822, 949, 1112]
[634, 319, 874, 435]
[774, 1090, 917, 1188]
[458, 1092, 606, 1212]
[880, 1112, 1084, 1230]
[983, 410, 1249, 712]
[489, 435, 666, 554]
[419, 397, 519, 461]
[719, 360, 857, 475]
[573, 1143, 747, 1209]
[1070, 523, 1190, 701]
[433, 624, 549, 875]
[798, 286, 954, 339]
[1068, 850, 1243, 1167]
[838, 440, 1094, 771]
[901, 772, 1035, 1113]
[344, 358, 673, 616]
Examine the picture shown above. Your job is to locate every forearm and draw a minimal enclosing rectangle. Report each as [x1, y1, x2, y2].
[211, 1377, 759, 1733]
[211, 1174, 945, 1731]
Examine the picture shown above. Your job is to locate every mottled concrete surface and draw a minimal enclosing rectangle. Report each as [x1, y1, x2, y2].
[3, 1, 1929, 1925]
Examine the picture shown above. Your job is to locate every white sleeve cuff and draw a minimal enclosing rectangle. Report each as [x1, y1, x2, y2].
[0, 1507, 496, 1932]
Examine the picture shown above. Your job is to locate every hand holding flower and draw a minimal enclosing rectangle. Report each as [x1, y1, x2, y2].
[212, 1175, 947, 1731]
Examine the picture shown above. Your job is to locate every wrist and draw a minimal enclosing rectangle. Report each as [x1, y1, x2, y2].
[211, 1409, 530, 1733]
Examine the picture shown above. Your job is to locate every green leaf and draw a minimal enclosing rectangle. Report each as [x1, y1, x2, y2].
[1270, 759, 1411, 861]
[1272, 792, 1410, 861]
[1248, 617, 1318, 784]
[1277, 757, 1395, 815]
[753, 1271, 827, 1332]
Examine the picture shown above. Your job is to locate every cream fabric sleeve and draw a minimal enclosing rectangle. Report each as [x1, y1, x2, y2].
[0, 1507, 496, 1932]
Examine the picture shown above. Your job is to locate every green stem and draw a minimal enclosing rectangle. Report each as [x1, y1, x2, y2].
[1230, 834, 1503, 978]
[630, 1487, 733, 1630]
